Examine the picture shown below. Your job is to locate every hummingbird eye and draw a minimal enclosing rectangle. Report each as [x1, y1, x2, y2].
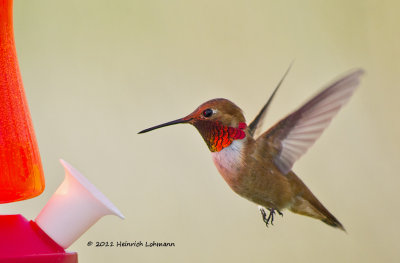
[202, 108, 213, 118]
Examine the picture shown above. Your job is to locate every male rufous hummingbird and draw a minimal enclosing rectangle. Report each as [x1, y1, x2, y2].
[139, 68, 364, 231]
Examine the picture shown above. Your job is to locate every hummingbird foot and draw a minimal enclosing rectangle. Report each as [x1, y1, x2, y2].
[276, 209, 283, 217]
[259, 207, 283, 227]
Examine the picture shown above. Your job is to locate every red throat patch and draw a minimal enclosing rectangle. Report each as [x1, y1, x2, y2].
[195, 121, 247, 152]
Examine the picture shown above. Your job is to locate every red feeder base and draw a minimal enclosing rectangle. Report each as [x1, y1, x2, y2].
[0, 215, 77, 263]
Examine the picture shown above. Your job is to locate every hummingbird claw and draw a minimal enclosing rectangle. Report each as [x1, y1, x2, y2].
[259, 207, 282, 227]
[259, 207, 269, 227]
[267, 208, 275, 225]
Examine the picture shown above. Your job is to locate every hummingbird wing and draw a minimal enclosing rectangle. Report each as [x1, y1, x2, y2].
[248, 63, 293, 137]
[260, 69, 364, 175]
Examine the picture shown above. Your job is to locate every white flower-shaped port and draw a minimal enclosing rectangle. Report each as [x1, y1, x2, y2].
[35, 159, 124, 249]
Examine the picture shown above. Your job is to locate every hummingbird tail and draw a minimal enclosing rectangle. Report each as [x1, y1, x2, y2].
[288, 173, 345, 231]
[289, 194, 345, 231]
[321, 214, 346, 231]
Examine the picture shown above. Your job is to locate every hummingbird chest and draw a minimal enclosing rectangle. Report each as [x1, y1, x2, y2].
[211, 139, 290, 208]
[211, 140, 246, 191]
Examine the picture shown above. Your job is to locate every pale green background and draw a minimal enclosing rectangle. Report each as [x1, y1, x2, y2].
[1, 0, 399, 262]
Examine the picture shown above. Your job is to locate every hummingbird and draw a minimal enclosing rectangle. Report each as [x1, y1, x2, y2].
[139, 68, 364, 231]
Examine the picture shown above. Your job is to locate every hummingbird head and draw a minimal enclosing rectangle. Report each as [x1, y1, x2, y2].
[139, 98, 248, 152]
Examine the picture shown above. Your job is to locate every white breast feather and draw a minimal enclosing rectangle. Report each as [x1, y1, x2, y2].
[211, 140, 244, 178]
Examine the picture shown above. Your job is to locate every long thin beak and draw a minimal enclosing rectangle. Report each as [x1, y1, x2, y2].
[138, 118, 192, 134]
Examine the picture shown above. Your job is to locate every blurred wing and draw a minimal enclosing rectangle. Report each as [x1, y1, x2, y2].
[261, 69, 364, 175]
[248, 63, 293, 137]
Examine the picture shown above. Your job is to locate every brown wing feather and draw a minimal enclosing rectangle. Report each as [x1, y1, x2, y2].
[259, 69, 364, 175]
[248, 63, 293, 137]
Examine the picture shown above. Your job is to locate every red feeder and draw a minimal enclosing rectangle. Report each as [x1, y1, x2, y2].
[0, 215, 77, 263]
[0, 0, 45, 203]
[0, 2, 124, 262]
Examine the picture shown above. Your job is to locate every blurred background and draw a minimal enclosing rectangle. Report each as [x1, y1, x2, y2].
[1, 0, 399, 262]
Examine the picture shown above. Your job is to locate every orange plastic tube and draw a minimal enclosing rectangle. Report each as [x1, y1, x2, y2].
[0, 0, 45, 203]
